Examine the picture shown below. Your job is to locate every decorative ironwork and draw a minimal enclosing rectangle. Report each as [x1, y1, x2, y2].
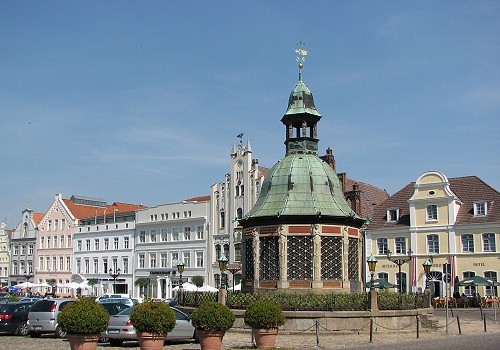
[244, 238, 254, 279]
[348, 238, 359, 281]
[287, 236, 313, 280]
[259, 236, 279, 281]
[321, 236, 342, 280]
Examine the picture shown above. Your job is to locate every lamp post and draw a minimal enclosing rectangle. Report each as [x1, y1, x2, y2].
[387, 249, 412, 309]
[177, 261, 185, 305]
[367, 254, 378, 291]
[108, 268, 121, 294]
[23, 270, 34, 296]
[218, 254, 229, 289]
[423, 258, 433, 307]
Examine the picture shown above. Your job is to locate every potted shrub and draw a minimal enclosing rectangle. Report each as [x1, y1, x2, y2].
[191, 301, 235, 350]
[129, 301, 176, 350]
[244, 301, 286, 349]
[57, 298, 109, 350]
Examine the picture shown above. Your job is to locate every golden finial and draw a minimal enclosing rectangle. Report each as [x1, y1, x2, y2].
[295, 41, 308, 80]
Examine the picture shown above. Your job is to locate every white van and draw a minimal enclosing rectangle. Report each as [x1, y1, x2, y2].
[96, 293, 129, 301]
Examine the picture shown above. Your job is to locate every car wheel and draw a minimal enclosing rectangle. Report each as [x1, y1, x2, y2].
[55, 325, 66, 338]
[109, 339, 124, 346]
[16, 321, 29, 336]
[29, 332, 42, 338]
[99, 336, 109, 343]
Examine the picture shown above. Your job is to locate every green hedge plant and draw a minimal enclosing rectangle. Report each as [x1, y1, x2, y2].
[191, 301, 235, 332]
[57, 298, 109, 334]
[244, 301, 286, 329]
[129, 302, 176, 334]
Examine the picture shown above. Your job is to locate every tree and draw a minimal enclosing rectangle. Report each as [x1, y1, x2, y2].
[191, 275, 204, 288]
[46, 278, 57, 295]
[87, 278, 98, 296]
[135, 278, 149, 298]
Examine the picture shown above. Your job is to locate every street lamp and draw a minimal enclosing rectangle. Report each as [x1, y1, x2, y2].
[423, 258, 433, 307]
[386, 249, 412, 293]
[226, 264, 241, 292]
[23, 270, 34, 282]
[109, 268, 121, 294]
[367, 254, 377, 291]
[218, 254, 229, 289]
[177, 261, 185, 286]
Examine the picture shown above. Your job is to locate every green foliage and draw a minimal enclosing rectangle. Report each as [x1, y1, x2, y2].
[57, 298, 109, 334]
[191, 302, 235, 331]
[191, 275, 205, 288]
[134, 278, 149, 287]
[9, 296, 19, 302]
[129, 302, 176, 334]
[46, 278, 57, 286]
[378, 291, 420, 310]
[87, 278, 98, 286]
[183, 291, 218, 306]
[244, 301, 285, 329]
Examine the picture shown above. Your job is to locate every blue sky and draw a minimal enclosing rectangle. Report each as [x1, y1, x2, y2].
[1, 1, 499, 228]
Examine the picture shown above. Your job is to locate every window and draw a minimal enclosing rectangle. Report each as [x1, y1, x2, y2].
[27, 261, 33, 273]
[215, 245, 221, 261]
[183, 252, 190, 268]
[61, 218, 65, 230]
[14, 245, 19, 255]
[483, 233, 496, 252]
[54, 219, 59, 231]
[171, 252, 179, 268]
[104, 238, 109, 250]
[395, 237, 406, 254]
[463, 271, 476, 296]
[28, 244, 34, 255]
[66, 256, 71, 271]
[235, 243, 242, 261]
[160, 253, 167, 268]
[67, 235, 71, 248]
[124, 237, 129, 249]
[172, 228, 179, 241]
[59, 257, 64, 270]
[21, 245, 26, 255]
[84, 259, 90, 274]
[77, 240, 82, 252]
[484, 271, 498, 296]
[149, 253, 156, 268]
[461, 234, 474, 253]
[93, 259, 98, 274]
[48, 220, 52, 231]
[86, 239, 91, 251]
[103, 258, 108, 272]
[220, 211, 225, 229]
[161, 229, 168, 242]
[76, 259, 81, 274]
[40, 237, 44, 249]
[426, 204, 438, 221]
[223, 244, 229, 259]
[45, 257, 49, 271]
[427, 234, 439, 253]
[114, 237, 119, 250]
[94, 239, 100, 251]
[139, 254, 145, 268]
[112, 258, 118, 272]
[377, 238, 388, 255]
[378, 272, 389, 282]
[184, 227, 191, 240]
[396, 272, 407, 293]
[23, 222, 28, 237]
[123, 258, 129, 274]
[52, 257, 57, 271]
[474, 201, 487, 216]
[237, 208, 243, 220]
[387, 208, 399, 222]
[47, 236, 51, 249]
[139, 231, 146, 243]
[196, 225, 203, 240]
[150, 229, 157, 242]
[39, 257, 44, 270]
[196, 252, 204, 267]
[60, 235, 64, 248]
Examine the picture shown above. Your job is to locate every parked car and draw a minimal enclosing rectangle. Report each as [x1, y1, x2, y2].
[0, 292, 11, 298]
[27, 298, 75, 338]
[19, 297, 43, 303]
[0, 301, 35, 335]
[103, 306, 196, 346]
[97, 297, 134, 307]
[99, 302, 130, 316]
[96, 293, 130, 301]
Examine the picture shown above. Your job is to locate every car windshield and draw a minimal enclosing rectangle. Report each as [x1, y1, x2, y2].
[117, 306, 133, 316]
[0, 304, 11, 313]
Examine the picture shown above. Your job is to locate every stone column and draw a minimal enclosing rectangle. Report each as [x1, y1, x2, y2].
[252, 228, 260, 289]
[342, 226, 349, 289]
[278, 225, 288, 289]
[312, 224, 322, 288]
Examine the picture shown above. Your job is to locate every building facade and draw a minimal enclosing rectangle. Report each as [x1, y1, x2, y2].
[135, 197, 210, 299]
[0, 221, 12, 287]
[208, 140, 267, 288]
[9, 209, 43, 286]
[365, 171, 500, 297]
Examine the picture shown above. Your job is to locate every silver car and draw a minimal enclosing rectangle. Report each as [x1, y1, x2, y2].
[103, 306, 196, 346]
[27, 298, 75, 338]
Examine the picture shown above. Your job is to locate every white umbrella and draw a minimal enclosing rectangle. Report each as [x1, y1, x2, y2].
[172, 282, 198, 291]
[228, 283, 242, 291]
[14, 281, 38, 289]
[58, 282, 80, 289]
[198, 285, 218, 292]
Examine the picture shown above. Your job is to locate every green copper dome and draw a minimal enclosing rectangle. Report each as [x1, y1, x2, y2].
[242, 153, 362, 225]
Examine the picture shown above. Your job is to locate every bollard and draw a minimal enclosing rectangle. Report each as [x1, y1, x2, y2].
[457, 315, 462, 335]
[369, 318, 373, 343]
[484, 316, 487, 332]
[315, 320, 320, 347]
[416, 315, 420, 339]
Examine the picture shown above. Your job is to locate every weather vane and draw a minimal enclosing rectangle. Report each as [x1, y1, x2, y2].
[295, 41, 308, 70]
[237, 132, 244, 143]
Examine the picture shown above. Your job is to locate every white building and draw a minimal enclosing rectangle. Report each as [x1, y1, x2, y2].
[208, 140, 267, 288]
[0, 221, 12, 287]
[135, 197, 210, 299]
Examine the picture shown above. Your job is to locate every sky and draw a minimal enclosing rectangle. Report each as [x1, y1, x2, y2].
[1, 1, 499, 228]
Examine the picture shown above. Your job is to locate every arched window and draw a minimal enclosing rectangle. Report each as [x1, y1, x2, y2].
[23, 222, 28, 237]
[237, 208, 243, 220]
[463, 271, 476, 296]
[484, 271, 498, 296]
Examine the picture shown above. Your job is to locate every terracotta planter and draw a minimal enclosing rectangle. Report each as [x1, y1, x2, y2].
[196, 329, 225, 350]
[252, 328, 278, 349]
[66, 333, 100, 350]
[136, 331, 166, 350]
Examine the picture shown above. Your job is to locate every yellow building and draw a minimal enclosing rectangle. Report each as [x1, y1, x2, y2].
[365, 171, 499, 298]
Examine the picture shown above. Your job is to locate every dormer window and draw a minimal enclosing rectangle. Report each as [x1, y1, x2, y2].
[387, 208, 399, 222]
[426, 204, 438, 221]
[474, 201, 487, 216]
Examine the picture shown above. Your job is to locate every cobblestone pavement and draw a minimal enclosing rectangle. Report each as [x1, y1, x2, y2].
[1, 308, 499, 349]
